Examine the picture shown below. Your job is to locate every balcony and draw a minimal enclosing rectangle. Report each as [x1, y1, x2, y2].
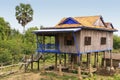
[37, 43, 60, 53]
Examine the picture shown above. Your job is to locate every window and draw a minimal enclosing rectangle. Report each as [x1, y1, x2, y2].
[84, 37, 91, 45]
[64, 35, 74, 46]
[101, 37, 106, 45]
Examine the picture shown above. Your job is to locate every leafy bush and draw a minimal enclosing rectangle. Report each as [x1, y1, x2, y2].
[113, 74, 120, 80]
[113, 35, 120, 49]
[0, 48, 12, 64]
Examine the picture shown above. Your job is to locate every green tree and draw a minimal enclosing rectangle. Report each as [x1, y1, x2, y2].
[0, 48, 12, 64]
[25, 27, 38, 44]
[0, 17, 11, 40]
[113, 35, 120, 49]
[15, 3, 33, 33]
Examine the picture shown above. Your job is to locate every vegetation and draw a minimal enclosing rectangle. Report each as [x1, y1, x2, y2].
[113, 35, 120, 50]
[0, 17, 11, 40]
[0, 16, 38, 65]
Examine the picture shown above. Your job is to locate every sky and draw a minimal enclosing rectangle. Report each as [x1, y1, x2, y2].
[0, 0, 120, 35]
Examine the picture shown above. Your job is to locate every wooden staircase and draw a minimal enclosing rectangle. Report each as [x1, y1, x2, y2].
[19, 53, 43, 71]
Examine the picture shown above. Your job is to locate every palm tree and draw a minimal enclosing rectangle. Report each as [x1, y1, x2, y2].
[15, 3, 33, 34]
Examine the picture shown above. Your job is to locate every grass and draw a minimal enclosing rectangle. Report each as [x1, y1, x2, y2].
[1, 70, 119, 80]
[40, 72, 78, 80]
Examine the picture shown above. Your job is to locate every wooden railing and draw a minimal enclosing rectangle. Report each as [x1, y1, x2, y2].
[0, 63, 24, 76]
[37, 44, 60, 53]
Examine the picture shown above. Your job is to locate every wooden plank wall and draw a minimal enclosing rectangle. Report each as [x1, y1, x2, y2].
[58, 32, 80, 53]
[80, 29, 113, 53]
[58, 30, 113, 54]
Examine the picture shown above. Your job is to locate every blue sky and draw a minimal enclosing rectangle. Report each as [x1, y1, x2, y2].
[0, 0, 120, 35]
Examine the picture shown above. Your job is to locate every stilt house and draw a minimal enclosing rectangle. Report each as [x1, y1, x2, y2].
[33, 15, 117, 68]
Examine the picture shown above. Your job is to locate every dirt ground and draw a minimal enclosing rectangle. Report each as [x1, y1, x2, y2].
[0, 71, 41, 80]
[0, 68, 119, 80]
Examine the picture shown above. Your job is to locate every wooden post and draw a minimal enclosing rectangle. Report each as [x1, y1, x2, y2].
[55, 53, 57, 70]
[59, 54, 62, 75]
[103, 51, 106, 68]
[94, 52, 97, 67]
[87, 53, 90, 68]
[37, 60, 39, 70]
[88, 53, 93, 77]
[31, 54, 33, 70]
[110, 50, 113, 67]
[110, 50, 114, 72]
[71, 54, 74, 69]
[55, 35, 58, 70]
[87, 53, 89, 67]
[11, 60, 14, 72]
[43, 55, 45, 73]
[96, 52, 99, 70]
[64, 53, 66, 67]
[88, 53, 91, 66]
[24, 64, 27, 72]
[0, 63, 3, 71]
[78, 66, 82, 80]
[24, 55, 27, 72]
[78, 54, 82, 80]
[89, 64, 93, 77]
[80, 54, 82, 66]
[68, 54, 71, 67]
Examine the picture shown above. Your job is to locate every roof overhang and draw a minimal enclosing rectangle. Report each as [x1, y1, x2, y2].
[81, 26, 118, 32]
[33, 28, 81, 35]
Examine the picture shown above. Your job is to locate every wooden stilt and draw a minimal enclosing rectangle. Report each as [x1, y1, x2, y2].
[43, 54, 45, 73]
[55, 35, 58, 70]
[55, 53, 57, 70]
[88, 53, 93, 77]
[41, 35, 44, 71]
[94, 52, 97, 67]
[80, 54, 82, 66]
[88, 53, 91, 66]
[78, 66, 82, 80]
[37, 60, 39, 70]
[87, 53, 90, 68]
[103, 51, 106, 68]
[96, 52, 99, 70]
[78, 55, 82, 80]
[59, 54, 62, 75]
[110, 50, 114, 72]
[89, 64, 93, 77]
[64, 53, 66, 67]
[68, 54, 71, 66]
[71, 54, 74, 69]
[110, 50, 113, 67]
[87, 53, 89, 67]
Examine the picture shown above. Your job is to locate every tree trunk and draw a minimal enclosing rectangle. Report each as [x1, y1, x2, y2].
[23, 26, 25, 34]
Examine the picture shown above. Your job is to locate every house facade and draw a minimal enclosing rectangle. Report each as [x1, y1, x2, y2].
[33, 15, 117, 68]
[51, 15, 116, 54]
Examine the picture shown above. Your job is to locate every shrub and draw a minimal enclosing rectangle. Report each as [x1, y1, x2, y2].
[0, 48, 12, 64]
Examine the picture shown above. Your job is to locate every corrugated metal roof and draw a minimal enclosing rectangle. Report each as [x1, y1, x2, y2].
[33, 28, 81, 34]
